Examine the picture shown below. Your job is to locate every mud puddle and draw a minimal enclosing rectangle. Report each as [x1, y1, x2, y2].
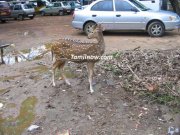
[0, 44, 51, 65]
[0, 96, 38, 135]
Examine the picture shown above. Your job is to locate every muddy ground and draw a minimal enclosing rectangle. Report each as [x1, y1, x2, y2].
[0, 15, 180, 135]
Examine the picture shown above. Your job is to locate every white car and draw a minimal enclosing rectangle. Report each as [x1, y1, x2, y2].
[72, 0, 180, 37]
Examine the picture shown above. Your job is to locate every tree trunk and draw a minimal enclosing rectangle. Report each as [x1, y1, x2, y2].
[169, 0, 180, 15]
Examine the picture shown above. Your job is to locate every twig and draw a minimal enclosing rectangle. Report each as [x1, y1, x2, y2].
[126, 64, 141, 81]
[133, 46, 141, 51]
[166, 84, 180, 97]
[1, 89, 10, 96]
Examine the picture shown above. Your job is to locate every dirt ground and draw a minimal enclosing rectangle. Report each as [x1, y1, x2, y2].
[0, 15, 180, 135]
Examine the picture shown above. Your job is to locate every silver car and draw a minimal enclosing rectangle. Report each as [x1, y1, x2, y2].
[41, 2, 71, 16]
[10, 3, 35, 20]
[41, 3, 64, 16]
[72, 0, 180, 37]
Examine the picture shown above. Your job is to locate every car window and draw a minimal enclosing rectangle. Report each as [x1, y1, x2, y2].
[91, 0, 113, 11]
[62, 2, 68, 6]
[23, 4, 33, 9]
[129, 0, 149, 11]
[14, 5, 22, 10]
[69, 2, 75, 6]
[54, 3, 60, 7]
[115, 0, 135, 11]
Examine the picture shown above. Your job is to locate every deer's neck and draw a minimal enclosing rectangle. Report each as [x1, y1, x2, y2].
[97, 33, 105, 54]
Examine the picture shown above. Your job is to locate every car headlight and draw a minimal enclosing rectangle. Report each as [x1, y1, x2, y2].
[169, 16, 178, 21]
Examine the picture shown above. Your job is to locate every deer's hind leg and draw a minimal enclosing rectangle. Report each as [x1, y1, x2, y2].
[52, 60, 67, 86]
[87, 62, 95, 93]
[52, 60, 61, 87]
[59, 61, 71, 86]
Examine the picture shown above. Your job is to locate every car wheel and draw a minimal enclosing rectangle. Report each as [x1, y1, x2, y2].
[59, 10, 64, 16]
[147, 21, 165, 37]
[18, 15, 24, 21]
[84, 22, 96, 35]
[1, 20, 6, 23]
[41, 11, 45, 16]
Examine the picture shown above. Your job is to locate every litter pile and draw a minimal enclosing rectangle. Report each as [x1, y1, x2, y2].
[99, 47, 180, 107]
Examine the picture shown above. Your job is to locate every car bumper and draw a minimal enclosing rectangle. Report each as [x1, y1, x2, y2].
[63, 9, 71, 14]
[25, 13, 35, 17]
[164, 20, 180, 30]
[72, 21, 84, 30]
[0, 16, 10, 20]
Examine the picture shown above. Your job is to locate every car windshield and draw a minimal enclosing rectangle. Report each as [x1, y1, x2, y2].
[129, 0, 150, 11]
[23, 4, 33, 9]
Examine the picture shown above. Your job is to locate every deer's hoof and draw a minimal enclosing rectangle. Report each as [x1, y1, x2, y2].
[90, 89, 94, 93]
[66, 81, 71, 86]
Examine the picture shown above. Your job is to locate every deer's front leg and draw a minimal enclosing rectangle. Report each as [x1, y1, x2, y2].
[87, 62, 95, 93]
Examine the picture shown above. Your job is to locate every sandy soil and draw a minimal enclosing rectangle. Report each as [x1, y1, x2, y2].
[0, 15, 180, 135]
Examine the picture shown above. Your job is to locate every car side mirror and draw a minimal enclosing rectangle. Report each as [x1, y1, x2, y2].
[131, 8, 139, 12]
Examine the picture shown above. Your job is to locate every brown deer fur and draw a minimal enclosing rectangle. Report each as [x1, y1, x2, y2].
[49, 24, 105, 93]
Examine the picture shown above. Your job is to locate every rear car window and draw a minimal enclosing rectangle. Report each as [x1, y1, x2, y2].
[23, 4, 33, 9]
[14, 5, 22, 10]
[91, 0, 113, 11]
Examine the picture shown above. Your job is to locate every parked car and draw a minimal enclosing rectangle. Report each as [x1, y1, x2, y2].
[72, 0, 180, 37]
[40, 2, 63, 16]
[0, 1, 11, 23]
[10, 3, 35, 20]
[41, 1, 71, 16]
[68, 1, 81, 11]
[60, 1, 72, 14]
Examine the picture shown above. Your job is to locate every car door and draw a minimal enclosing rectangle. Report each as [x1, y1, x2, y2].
[89, 0, 115, 30]
[45, 5, 53, 14]
[114, 0, 145, 30]
[12, 5, 22, 18]
[53, 3, 60, 14]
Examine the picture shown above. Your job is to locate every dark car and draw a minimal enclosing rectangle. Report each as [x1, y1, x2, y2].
[0, 1, 11, 23]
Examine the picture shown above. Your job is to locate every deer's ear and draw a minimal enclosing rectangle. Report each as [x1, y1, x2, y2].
[98, 24, 105, 31]
[92, 24, 97, 30]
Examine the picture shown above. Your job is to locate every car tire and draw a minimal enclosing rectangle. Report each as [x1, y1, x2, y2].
[147, 21, 165, 37]
[59, 10, 64, 16]
[41, 11, 45, 16]
[1, 20, 6, 23]
[18, 15, 24, 21]
[84, 22, 96, 35]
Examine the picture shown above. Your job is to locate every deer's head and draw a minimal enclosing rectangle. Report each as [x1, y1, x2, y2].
[87, 24, 104, 40]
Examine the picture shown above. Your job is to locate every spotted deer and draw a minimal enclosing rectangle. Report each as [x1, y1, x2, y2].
[49, 24, 105, 93]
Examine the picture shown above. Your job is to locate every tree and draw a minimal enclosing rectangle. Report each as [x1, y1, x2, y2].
[169, 0, 180, 15]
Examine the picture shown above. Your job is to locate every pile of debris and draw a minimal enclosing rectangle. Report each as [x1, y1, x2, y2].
[98, 47, 180, 106]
